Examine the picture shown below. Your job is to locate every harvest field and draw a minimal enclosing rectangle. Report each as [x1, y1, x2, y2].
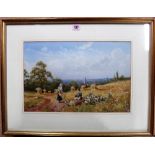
[24, 41, 131, 112]
[24, 80, 130, 112]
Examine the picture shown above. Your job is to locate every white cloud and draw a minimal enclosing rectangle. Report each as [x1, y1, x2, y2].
[79, 42, 93, 50]
[42, 48, 130, 79]
[41, 46, 48, 52]
[38, 47, 53, 57]
[25, 45, 130, 79]
[24, 60, 33, 72]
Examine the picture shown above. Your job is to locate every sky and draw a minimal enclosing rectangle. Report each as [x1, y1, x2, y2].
[24, 41, 131, 80]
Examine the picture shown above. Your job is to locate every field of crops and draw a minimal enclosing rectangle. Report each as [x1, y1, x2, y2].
[24, 80, 131, 112]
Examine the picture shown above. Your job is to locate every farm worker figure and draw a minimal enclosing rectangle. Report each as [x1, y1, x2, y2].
[56, 83, 63, 111]
[58, 83, 63, 93]
[56, 83, 63, 101]
[56, 91, 63, 102]
[75, 88, 83, 100]
[74, 89, 83, 105]
[56, 90, 63, 111]
[57, 83, 64, 101]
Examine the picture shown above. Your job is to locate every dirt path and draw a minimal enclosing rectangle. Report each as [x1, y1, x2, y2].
[37, 96, 53, 111]
[27, 94, 66, 112]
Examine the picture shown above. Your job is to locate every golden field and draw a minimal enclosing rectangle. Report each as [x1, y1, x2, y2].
[24, 80, 131, 112]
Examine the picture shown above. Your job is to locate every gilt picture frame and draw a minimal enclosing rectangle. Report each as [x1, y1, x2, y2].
[0, 17, 155, 136]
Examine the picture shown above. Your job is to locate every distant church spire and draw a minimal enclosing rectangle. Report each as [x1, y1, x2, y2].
[84, 77, 87, 85]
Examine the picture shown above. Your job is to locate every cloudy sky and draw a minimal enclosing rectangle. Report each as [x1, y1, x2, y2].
[24, 41, 131, 80]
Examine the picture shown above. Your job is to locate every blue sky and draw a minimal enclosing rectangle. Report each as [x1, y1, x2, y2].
[24, 41, 131, 80]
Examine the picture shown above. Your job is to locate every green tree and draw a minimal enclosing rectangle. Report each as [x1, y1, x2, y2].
[49, 78, 62, 92]
[69, 80, 79, 89]
[30, 61, 53, 89]
[63, 83, 70, 92]
[119, 75, 125, 80]
[24, 69, 30, 89]
[24, 69, 29, 80]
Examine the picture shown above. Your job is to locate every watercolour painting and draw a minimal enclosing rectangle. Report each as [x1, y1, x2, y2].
[24, 41, 131, 112]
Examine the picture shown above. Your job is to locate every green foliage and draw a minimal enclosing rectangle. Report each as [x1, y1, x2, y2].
[24, 61, 130, 93]
[50, 78, 62, 92]
[24, 61, 54, 91]
[24, 69, 29, 79]
[63, 84, 70, 92]
[30, 61, 53, 88]
[69, 80, 79, 89]
[111, 71, 130, 82]
[119, 75, 125, 80]
[24, 69, 30, 90]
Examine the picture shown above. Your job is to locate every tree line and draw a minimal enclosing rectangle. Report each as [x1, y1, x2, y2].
[24, 61, 79, 92]
[24, 61, 130, 92]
